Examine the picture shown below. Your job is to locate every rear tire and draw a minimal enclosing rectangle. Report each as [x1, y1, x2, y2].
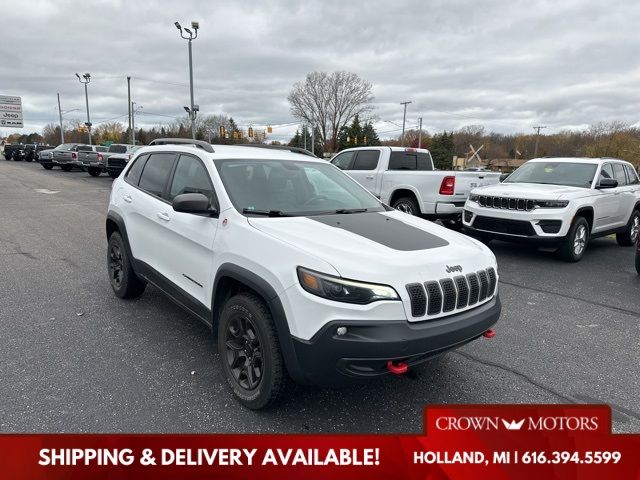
[88, 167, 101, 177]
[108, 170, 119, 179]
[558, 216, 589, 262]
[218, 292, 287, 410]
[42, 164, 53, 170]
[392, 196, 420, 216]
[60, 164, 73, 172]
[107, 232, 146, 299]
[616, 210, 640, 246]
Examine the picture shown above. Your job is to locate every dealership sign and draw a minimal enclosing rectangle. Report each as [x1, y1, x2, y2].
[0, 95, 23, 128]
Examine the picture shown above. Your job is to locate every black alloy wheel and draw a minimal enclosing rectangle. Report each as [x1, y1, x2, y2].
[224, 315, 264, 391]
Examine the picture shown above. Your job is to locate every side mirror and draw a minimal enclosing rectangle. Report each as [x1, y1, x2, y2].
[596, 178, 618, 189]
[172, 193, 217, 216]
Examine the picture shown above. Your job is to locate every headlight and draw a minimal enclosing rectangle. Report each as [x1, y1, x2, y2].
[297, 267, 399, 304]
[534, 200, 569, 208]
[469, 194, 480, 203]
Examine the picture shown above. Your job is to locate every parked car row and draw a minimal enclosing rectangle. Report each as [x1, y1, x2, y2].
[3, 143, 56, 162]
[32, 142, 139, 177]
[333, 147, 640, 264]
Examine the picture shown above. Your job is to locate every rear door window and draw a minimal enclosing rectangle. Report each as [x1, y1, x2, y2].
[613, 163, 628, 186]
[331, 151, 356, 170]
[137, 153, 176, 197]
[351, 150, 380, 170]
[624, 164, 639, 185]
[389, 152, 417, 170]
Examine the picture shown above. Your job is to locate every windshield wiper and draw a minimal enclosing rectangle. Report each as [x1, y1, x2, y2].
[334, 208, 368, 214]
[242, 208, 291, 217]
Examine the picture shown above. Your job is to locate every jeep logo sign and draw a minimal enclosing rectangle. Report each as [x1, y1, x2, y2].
[445, 265, 463, 273]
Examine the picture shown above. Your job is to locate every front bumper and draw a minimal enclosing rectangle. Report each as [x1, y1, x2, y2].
[288, 295, 501, 385]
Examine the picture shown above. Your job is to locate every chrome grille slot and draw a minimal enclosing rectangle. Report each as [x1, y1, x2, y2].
[440, 278, 457, 312]
[454, 275, 469, 308]
[425, 281, 442, 315]
[406, 283, 427, 317]
[477, 270, 489, 301]
[487, 268, 497, 296]
[467, 273, 480, 305]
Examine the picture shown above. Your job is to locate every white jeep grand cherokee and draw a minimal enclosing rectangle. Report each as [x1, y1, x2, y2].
[106, 139, 500, 409]
[463, 157, 640, 262]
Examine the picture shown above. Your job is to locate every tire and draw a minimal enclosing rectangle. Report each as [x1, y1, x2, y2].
[88, 167, 101, 177]
[108, 170, 119, 179]
[42, 164, 53, 170]
[636, 247, 640, 275]
[616, 210, 640, 246]
[558, 216, 590, 262]
[218, 292, 287, 410]
[60, 164, 73, 172]
[392, 196, 420, 216]
[107, 232, 146, 299]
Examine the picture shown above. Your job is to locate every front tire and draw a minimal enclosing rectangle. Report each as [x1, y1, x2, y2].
[108, 170, 119, 179]
[60, 164, 73, 172]
[616, 210, 640, 246]
[42, 164, 53, 170]
[88, 167, 101, 177]
[558, 216, 589, 262]
[107, 232, 146, 299]
[392, 196, 420, 216]
[218, 292, 287, 410]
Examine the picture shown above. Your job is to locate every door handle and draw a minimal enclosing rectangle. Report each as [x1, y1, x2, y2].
[157, 212, 170, 221]
[123, 194, 132, 203]
[365, 175, 374, 179]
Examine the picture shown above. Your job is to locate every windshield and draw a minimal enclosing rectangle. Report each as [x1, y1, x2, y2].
[504, 162, 598, 188]
[55, 143, 75, 150]
[215, 159, 385, 216]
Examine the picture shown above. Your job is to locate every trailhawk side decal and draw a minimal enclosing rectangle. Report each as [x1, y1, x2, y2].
[310, 213, 449, 251]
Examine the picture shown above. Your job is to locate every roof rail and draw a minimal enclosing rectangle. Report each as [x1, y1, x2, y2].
[149, 138, 215, 153]
[236, 143, 318, 158]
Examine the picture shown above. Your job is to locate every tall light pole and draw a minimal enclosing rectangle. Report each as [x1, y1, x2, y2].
[400, 101, 412, 146]
[56, 93, 65, 144]
[417, 116, 423, 149]
[75, 73, 92, 144]
[175, 21, 199, 140]
[131, 102, 142, 145]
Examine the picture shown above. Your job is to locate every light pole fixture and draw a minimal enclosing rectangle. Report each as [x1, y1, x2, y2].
[75, 72, 92, 145]
[175, 20, 199, 140]
[400, 101, 412, 147]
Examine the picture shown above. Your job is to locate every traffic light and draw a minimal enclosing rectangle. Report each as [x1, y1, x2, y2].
[267, 125, 272, 133]
[219, 125, 226, 138]
[248, 127, 254, 138]
[363, 136, 367, 144]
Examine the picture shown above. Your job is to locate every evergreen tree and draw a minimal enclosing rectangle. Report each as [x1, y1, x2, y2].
[362, 121, 380, 146]
[430, 131, 455, 169]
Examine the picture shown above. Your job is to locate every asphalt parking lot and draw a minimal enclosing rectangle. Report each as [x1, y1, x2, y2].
[0, 159, 638, 434]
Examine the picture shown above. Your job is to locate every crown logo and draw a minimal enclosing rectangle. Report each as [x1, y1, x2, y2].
[501, 419, 525, 430]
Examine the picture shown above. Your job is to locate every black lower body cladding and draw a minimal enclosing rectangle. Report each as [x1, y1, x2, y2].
[289, 296, 501, 386]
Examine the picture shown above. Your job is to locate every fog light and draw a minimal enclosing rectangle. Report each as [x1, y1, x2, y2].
[336, 327, 347, 336]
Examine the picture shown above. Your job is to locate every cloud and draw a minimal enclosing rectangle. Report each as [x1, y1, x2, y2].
[1, 0, 639, 140]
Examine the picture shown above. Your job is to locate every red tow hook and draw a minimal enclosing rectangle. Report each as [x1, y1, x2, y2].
[387, 360, 409, 375]
[483, 329, 496, 339]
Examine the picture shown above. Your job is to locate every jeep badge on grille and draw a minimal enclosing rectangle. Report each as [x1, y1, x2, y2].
[446, 265, 463, 273]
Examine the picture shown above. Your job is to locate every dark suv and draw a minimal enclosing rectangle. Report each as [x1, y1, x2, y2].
[3, 144, 24, 160]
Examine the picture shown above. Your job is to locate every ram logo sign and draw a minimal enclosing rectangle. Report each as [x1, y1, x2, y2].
[0, 95, 23, 128]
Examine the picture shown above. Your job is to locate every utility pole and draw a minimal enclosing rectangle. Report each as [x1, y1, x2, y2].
[131, 102, 136, 145]
[75, 73, 92, 145]
[174, 21, 199, 140]
[417, 116, 423, 149]
[311, 125, 315, 156]
[533, 125, 546, 158]
[127, 76, 132, 144]
[56, 93, 64, 144]
[400, 101, 412, 146]
[303, 124, 307, 150]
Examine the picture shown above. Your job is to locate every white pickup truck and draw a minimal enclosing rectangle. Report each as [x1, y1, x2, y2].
[330, 146, 502, 221]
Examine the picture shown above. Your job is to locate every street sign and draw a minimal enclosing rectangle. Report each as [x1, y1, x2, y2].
[0, 95, 23, 128]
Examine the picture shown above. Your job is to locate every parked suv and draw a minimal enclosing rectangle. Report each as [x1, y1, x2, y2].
[106, 139, 501, 409]
[463, 158, 640, 262]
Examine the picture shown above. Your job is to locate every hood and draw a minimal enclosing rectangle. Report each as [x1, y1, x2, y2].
[248, 210, 495, 284]
[473, 182, 589, 199]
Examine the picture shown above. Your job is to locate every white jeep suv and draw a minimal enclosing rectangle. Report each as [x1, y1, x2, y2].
[463, 157, 640, 262]
[106, 139, 501, 409]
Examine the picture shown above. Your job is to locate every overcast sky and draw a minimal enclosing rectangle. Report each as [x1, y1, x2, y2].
[1, 0, 639, 140]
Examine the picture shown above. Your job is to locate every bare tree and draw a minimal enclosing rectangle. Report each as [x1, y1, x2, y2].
[288, 71, 373, 151]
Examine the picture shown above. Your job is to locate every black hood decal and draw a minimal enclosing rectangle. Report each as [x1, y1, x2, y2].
[311, 213, 449, 251]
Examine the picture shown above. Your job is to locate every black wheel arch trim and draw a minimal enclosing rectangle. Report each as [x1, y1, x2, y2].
[212, 263, 306, 383]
